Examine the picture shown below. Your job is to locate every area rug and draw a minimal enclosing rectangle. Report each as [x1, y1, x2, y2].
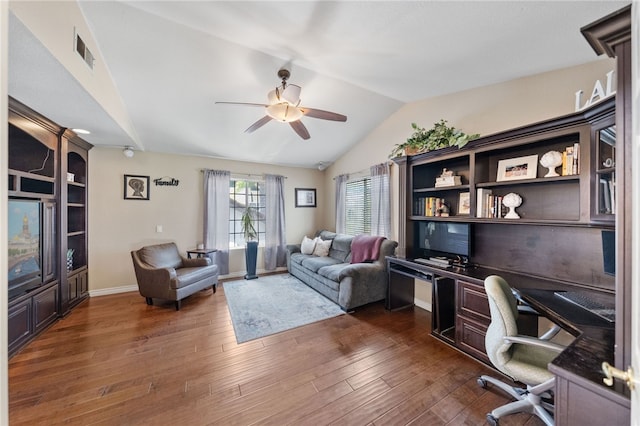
[224, 274, 345, 343]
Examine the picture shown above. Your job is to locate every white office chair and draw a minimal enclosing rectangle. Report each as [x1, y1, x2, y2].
[478, 275, 566, 426]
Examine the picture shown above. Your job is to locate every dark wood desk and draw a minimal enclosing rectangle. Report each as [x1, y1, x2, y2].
[518, 289, 630, 425]
[386, 256, 630, 425]
[187, 248, 217, 259]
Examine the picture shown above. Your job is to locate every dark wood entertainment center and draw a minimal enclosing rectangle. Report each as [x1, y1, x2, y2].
[8, 97, 91, 357]
[389, 6, 631, 424]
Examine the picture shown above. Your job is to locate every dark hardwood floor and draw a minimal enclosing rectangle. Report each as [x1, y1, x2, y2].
[9, 278, 544, 425]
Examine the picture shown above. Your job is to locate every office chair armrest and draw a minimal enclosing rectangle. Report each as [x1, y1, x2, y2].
[538, 324, 562, 340]
[513, 290, 543, 316]
[517, 304, 538, 315]
[503, 335, 566, 353]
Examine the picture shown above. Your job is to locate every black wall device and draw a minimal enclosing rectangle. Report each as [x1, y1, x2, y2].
[601, 230, 615, 276]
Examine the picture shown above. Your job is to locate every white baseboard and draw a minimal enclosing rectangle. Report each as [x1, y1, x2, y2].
[87, 267, 289, 298]
[414, 299, 432, 312]
[89, 285, 138, 297]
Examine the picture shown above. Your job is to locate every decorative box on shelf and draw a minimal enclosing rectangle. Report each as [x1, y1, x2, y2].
[434, 168, 462, 187]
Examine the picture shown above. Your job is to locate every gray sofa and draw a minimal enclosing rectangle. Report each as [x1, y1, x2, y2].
[286, 231, 397, 311]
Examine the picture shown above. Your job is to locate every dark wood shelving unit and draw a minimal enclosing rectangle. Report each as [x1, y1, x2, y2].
[7, 97, 92, 357]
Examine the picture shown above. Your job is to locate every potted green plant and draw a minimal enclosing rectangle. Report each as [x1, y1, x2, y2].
[241, 206, 259, 280]
[389, 119, 479, 158]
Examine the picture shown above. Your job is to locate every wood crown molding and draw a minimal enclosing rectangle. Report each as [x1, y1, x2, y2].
[581, 4, 631, 58]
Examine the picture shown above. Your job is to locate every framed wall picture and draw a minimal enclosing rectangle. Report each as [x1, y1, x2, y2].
[124, 174, 150, 200]
[295, 188, 317, 208]
[496, 154, 539, 182]
[458, 192, 471, 215]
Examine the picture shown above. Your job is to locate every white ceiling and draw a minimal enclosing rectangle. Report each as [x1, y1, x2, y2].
[8, 1, 628, 169]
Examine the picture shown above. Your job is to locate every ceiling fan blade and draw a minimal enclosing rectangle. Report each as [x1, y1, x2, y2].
[216, 101, 269, 107]
[300, 107, 347, 122]
[245, 116, 273, 133]
[289, 120, 310, 140]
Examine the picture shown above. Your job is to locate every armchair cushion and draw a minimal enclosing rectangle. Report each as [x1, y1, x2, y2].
[137, 242, 183, 269]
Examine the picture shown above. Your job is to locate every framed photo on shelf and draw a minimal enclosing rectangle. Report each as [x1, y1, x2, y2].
[295, 188, 317, 208]
[458, 192, 471, 215]
[124, 174, 150, 200]
[496, 154, 538, 182]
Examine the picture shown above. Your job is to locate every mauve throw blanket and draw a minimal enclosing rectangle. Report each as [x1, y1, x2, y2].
[350, 235, 386, 264]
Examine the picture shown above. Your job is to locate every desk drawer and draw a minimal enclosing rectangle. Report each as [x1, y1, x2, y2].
[457, 280, 491, 324]
[456, 315, 490, 365]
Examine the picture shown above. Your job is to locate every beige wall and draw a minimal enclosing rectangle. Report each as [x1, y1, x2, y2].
[319, 58, 616, 308]
[88, 148, 324, 293]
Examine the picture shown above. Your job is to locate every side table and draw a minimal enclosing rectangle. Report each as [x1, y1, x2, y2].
[187, 248, 217, 259]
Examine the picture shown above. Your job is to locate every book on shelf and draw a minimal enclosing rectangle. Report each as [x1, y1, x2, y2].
[600, 179, 612, 214]
[561, 144, 580, 176]
[599, 173, 616, 215]
[476, 188, 492, 218]
[610, 173, 615, 214]
[414, 197, 448, 217]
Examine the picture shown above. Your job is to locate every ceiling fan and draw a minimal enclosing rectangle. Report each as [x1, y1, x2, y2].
[216, 69, 347, 140]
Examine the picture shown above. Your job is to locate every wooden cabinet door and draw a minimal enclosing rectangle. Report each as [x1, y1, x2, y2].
[79, 271, 88, 295]
[8, 298, 32, 356]
[34, 283, 59, 333]
[68, 274, 78, 302]
[456, 280, 491, 364]
[456, 315, 490, 364]
[457, 280, 490, 323]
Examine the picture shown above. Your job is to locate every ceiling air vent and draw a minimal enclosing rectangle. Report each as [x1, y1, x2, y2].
[74, 29, 94, 70]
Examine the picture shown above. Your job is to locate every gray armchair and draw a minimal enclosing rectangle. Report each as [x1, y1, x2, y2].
[131, 242, 218, 310]
[478, 275, 566, 426]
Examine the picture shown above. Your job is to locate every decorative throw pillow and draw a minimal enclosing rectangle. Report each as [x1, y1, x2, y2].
[312, 238, 332, 257]
[300, 236, 316, 255]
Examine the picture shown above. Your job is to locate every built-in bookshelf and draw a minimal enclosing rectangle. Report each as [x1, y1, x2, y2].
[395, 96, 615, 287]
[62, 132, 91, 312]
[8, 97, 92, 357]
[403, 99, 614, 230]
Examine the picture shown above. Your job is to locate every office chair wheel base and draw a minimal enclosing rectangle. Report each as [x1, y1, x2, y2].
[477, 378, 488, 388]
[486, 413, 499, 426]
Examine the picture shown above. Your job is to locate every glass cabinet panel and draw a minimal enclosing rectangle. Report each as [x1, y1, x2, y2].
[595, 125, 616, 216]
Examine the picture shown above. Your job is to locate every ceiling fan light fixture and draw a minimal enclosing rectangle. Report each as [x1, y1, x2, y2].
[267, 88, 280, 104]
[123, 146, 135, 158]
[281, 84, 301, 105]
[266, 103, 303, 122]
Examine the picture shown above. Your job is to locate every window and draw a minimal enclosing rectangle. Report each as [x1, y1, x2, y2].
[345, 177, 371, 235]
[229, 179, 265, 247]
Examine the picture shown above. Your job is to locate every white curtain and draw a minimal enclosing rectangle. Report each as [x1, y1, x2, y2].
[203, 169, 230, 274]
[264, 174, 286, 270]
[370, 162, 391, 238]
[335, 173, 349, 234]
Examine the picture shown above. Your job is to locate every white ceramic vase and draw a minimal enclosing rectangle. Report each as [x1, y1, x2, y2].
[503, 192, 522, 219]
[540, 150, 563, 177]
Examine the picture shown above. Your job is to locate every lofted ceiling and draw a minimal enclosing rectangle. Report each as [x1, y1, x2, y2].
[7, 1, 627, 169]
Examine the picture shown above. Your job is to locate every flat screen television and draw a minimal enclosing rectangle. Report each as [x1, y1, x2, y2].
[8, 199, 42, 294]
[417, 221, 471, 261]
